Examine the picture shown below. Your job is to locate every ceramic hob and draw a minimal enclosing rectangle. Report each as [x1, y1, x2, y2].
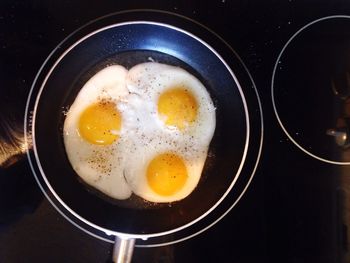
[1, 1, 350, 262]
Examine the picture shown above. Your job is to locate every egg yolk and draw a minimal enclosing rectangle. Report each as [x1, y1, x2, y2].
[78, 101, 121, 145]
[146, 153, 188, 196]
[158, 87, 198, 130]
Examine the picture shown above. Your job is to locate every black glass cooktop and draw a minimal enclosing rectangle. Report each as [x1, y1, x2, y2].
[1, 1, 350, 262]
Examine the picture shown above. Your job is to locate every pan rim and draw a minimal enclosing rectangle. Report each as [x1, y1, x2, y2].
[26, 20, 251, 239]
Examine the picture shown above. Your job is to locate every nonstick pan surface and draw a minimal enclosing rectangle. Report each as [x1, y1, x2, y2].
[25, 10, 263, 243]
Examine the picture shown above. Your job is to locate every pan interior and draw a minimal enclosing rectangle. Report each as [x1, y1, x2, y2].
[33, 23, 248, 235]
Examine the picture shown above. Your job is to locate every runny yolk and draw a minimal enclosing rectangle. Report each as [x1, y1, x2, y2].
[158, 87, 198, 130]
[78, 101, 121, 145]
[146, 153, 188, 196]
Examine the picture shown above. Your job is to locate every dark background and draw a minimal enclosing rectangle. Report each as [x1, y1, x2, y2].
[1, 0, 350, 262]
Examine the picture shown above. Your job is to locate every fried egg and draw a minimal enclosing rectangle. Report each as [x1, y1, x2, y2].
[126, 62, 216, 144]
[123, 136, 211, 203]
[63, 65, 132, 200]
[124, 62, 216, 202]
[63, 62, 216, 203]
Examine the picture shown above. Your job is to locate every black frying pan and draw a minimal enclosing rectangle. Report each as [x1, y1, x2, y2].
[25, 10, 263, 261]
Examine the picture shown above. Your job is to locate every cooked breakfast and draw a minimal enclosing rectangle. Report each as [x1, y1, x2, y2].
[63, 62, 216, 203]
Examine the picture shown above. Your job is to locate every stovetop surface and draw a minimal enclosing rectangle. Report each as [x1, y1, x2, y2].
[1, 1, 350, 262]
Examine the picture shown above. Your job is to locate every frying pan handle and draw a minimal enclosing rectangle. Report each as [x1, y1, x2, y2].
[112, 237, 135, 263]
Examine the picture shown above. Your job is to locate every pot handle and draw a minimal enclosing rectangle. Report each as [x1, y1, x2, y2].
[112, 237, 135, 263]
